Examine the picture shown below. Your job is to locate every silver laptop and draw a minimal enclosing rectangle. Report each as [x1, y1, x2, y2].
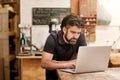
[61, 46, 111, 73]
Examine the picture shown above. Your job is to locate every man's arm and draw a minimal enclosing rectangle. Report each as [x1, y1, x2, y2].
[41, 51, 76, 70]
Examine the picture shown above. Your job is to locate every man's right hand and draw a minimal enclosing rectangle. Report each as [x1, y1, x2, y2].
[63, 59, 76, 69]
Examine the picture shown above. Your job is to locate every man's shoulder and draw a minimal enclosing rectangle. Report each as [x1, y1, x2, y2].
[80, 32, 84, 35]
[50, 30, 60, 37]
[79, 32, 85, 37]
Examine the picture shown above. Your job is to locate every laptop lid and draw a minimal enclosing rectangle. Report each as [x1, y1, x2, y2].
[75, 46, 111, 73]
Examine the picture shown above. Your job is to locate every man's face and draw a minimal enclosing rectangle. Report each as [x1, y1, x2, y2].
[63, 26, 81, 45]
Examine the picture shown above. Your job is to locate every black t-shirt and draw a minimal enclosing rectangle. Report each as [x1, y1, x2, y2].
[43, 30, 87, 80]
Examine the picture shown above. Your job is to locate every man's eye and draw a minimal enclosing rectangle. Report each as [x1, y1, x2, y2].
[71, 32, 76, 34]
[77, 32, 80, 35]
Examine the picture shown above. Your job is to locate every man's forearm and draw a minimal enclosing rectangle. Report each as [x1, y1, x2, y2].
[41, 60, 76, 70]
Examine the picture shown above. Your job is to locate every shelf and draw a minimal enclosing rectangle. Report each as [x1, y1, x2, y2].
[0, 5, 18, 80]
[83, 24, 96, 27]
[9, 10, 16, 19]
[9, 31, 15, 36]
[2, 1, 16, 4]
[9, 54, 15, 62]
[80, 16, 96, 19]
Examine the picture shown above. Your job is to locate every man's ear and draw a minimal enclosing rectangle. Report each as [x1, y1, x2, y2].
[63, 27, 67, 34]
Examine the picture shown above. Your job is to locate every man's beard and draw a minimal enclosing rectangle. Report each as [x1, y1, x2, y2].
[65, 33, 78, 45]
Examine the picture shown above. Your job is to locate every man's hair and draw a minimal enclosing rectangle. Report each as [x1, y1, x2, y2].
[60, 13, 83, 29]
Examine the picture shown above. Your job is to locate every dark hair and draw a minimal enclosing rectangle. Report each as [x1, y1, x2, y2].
[60, 13, 83, 29]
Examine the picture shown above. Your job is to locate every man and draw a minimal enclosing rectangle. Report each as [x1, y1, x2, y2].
[41, 13, 87, 80]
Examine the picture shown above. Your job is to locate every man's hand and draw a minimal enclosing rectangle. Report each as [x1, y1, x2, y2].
[63, 59, 76, 69]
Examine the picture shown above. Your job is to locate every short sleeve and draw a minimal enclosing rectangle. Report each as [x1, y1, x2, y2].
[79, 32, 87, 46]
[43, 34, 56, 54]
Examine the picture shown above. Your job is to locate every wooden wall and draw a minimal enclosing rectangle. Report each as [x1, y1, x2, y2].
[71, 0, 79, 14]
[0, 8, 10, 80]
[71, 0, 97, 42]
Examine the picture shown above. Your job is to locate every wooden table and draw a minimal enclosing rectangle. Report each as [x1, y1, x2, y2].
[17, 55, 46, 80]
[110, 53, 120, 67]
[57, 68, 120, 80]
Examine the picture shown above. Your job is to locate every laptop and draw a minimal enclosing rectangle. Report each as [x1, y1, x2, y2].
[60, 46, 111, 73]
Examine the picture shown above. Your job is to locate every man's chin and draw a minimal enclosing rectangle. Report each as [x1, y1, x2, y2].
[69, 41, 77, 45]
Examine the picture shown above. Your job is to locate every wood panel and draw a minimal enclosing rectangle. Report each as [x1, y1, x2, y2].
[0, 40, 4, 80]
[71, 0, 97, 42]
[0, 8, 10, 80]
[79, 0, 97, 42]
[21, 59, 45, 80]
[71, 0, 79, 14]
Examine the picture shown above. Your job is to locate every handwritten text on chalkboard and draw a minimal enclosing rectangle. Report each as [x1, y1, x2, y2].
[32, 8, 70, 25]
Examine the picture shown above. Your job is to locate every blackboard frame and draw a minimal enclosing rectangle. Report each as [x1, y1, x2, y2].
[32, 8, 70, 25]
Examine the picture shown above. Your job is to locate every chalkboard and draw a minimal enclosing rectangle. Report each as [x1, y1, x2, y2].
[32, 8, 70, 25]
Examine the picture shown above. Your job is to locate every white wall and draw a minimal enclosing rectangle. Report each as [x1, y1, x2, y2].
[98, 0, 120, 25]
[88, 25, 120, 50]
[20, 0, 70, 49]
